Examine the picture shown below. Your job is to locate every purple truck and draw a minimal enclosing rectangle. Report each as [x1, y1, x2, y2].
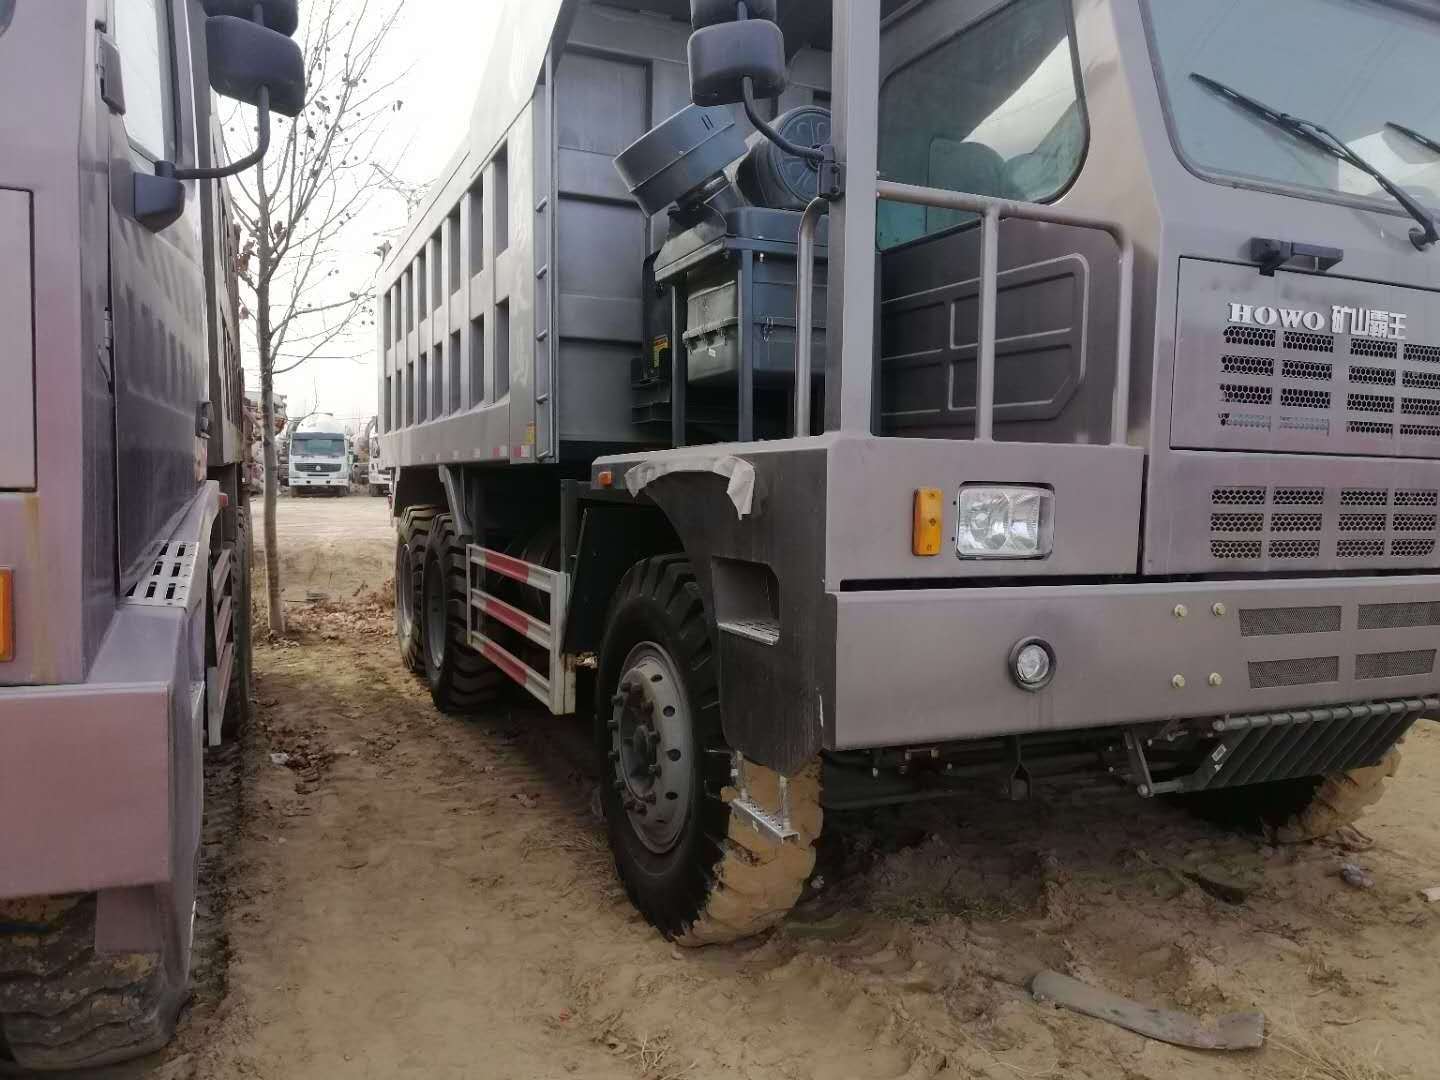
[0, 1, 303, 1069]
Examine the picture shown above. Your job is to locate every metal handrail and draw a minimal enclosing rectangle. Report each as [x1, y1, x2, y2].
[874, 180, 1136, 446]
[795, 197, 829, 438]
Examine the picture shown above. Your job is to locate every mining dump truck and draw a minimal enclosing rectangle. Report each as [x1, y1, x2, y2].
[379, 0, 1440, 945]
[0, 1, 304, 1068]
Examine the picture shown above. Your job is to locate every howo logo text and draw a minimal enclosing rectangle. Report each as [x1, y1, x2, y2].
[1227, 301, 1408, 341]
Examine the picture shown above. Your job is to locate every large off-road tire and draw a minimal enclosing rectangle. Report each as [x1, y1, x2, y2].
[596, 556, 820, 946]
[421, 514, 504, 712]
[1181, 748, 1402, 842]
[1271, 748, 1402, 843]
[395, 505, 438, 673]
[0, 896, 187, 1072]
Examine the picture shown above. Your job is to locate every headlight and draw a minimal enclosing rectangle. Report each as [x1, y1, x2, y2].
[956, 485, 1054, 559]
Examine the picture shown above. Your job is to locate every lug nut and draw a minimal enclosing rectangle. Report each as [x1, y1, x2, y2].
[1212, 603, 1227, 617]
[1172, 674, 1187, 689]
[1173, 604, 1188, 619]
[1208, 672, 1224, 687]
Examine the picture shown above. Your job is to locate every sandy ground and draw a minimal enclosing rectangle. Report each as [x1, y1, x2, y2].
[158, 496, 1439, 1079]
[254, 490, 394, 606]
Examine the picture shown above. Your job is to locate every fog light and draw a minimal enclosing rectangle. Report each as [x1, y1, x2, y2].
[956, 486, 1053, 559]
[1009, 638, 1055, 691]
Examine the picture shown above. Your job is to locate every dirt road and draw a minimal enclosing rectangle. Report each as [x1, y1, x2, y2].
[170, 496, 1438, 1079]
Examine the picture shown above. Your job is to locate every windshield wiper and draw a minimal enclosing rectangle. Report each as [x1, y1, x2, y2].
[1191, 72, 1439, 250]
[1386, 120, 1440, 158]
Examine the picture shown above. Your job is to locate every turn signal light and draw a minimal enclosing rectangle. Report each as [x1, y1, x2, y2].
[912, 488, 943, 556]
[0, 569, 12, 662]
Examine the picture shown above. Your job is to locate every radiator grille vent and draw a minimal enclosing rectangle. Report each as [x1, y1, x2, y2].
[1358, 601, 1440, 629]
[1202, 486, 1440, 566]
[1356, 649, 1436, 680]
[1186, 316, 1440, 453]
[1223, 355, 1274, 377]
[1285, 331, 1334, 353]
[1349, 364, 1396, 385]
[1225, 325, 1275, 348]
[1240, 606, 1341, 636]
[1351, 338, 1398, 359]
[1249, 656, 1340, 688]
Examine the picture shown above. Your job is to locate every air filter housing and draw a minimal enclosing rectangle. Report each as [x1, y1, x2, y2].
[614, 104, 747, 217]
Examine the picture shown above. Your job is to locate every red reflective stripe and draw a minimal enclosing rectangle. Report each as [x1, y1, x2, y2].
[480, 641, 529, 686]
[480, 596, 531, 636]
[481, 550, 533, 584]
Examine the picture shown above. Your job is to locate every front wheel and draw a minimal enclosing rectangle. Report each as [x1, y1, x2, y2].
[597, 556, 820, 946]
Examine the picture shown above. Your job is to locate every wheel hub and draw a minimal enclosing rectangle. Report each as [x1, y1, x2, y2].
[609, 643, 693, 853]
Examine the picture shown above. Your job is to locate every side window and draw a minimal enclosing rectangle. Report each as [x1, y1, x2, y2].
[877, 0, 1088, 249]
[115, 0, 176, 161]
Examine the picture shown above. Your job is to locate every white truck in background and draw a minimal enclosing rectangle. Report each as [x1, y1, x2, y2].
[287, 414, 351, 495]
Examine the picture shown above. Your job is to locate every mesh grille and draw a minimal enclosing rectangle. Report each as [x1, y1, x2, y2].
[1358, 601, 1440, 629]
[1274, 487, 1325, 506]
[1248, 656, 1340, 688]
[1219, 412, 1271, 430]
[1239, 606, 1342, 637]
[1348, 420, 1394, 436]
[1269, 538, 1321, 559]
[1348, 364, 1397, 385]
[1285, 331, 1334, 353]
[1338, 537, 1386, 558]
[1283, 359, 1332, 381]
[1222, 383, 1272, 406]
[1213, 486, 1265, 506]
[1225, 325, 1276, 348]
[1340, 488, 1388, 506]
[1279, 415, 1329, 433]
[1211, 539, 1262, 560]
[1402, 397, 1440, 416]
[1211, 512, 1264, 532]
[1350, 338, 1398, 359]
[1281, 387, 1330, 409]
[1392, 538, 1437, 557]
[1271, 512, 1323, 532]
[1400, 423, 1440, 438]
[1338, 513, 1386, 532]
[1405, 343, 1440, 364]
[1348, 392, 1396, 413]
[1223, 355, 1274, 377]
[1356, 649, 1436, 680]
[1403, 370, 1440, 390]
[1394, 490, 1439, 507]
[1393, 513, 1438, 532]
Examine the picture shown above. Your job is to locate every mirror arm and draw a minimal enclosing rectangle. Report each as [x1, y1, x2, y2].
[164, 85, 271, 182]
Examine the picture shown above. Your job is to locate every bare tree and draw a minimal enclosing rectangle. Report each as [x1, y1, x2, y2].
[229, 0, 407, 633]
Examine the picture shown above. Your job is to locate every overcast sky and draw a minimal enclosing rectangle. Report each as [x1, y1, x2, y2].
[245, 0, 501, 428]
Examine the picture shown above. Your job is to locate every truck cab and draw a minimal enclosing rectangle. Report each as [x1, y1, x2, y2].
[288, 421, 352, 495]
[0, 1, 303, 1068]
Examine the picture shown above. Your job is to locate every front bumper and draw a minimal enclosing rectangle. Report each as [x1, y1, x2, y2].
[0, 678, 178, 899]
[829, 574, 1440, 749]
[290, 475, 348, 488]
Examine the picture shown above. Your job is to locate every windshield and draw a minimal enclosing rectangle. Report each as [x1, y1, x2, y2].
[1147, 0, 1440, 215]
[293, 436, 346, 458]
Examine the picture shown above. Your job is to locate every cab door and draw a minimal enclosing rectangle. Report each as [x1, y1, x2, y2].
[105, 0, 209, 588]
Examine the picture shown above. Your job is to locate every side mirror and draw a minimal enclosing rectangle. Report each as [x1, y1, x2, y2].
[206, 16, 306, 117]
[202, 0, 300, 37]
[689, 18, 787, 107]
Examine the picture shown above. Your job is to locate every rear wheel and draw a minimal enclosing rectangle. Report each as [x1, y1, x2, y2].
[422, 514, 504, 712]
[0, 900, 187, 1071]
[395, 506, 437, 672]
[597, 556, 820, 945]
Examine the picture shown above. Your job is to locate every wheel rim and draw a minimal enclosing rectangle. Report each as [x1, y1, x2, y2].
[395, 542, 414, 637]
[423, 552, 447, 671]
[609, 642, 695, 853]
